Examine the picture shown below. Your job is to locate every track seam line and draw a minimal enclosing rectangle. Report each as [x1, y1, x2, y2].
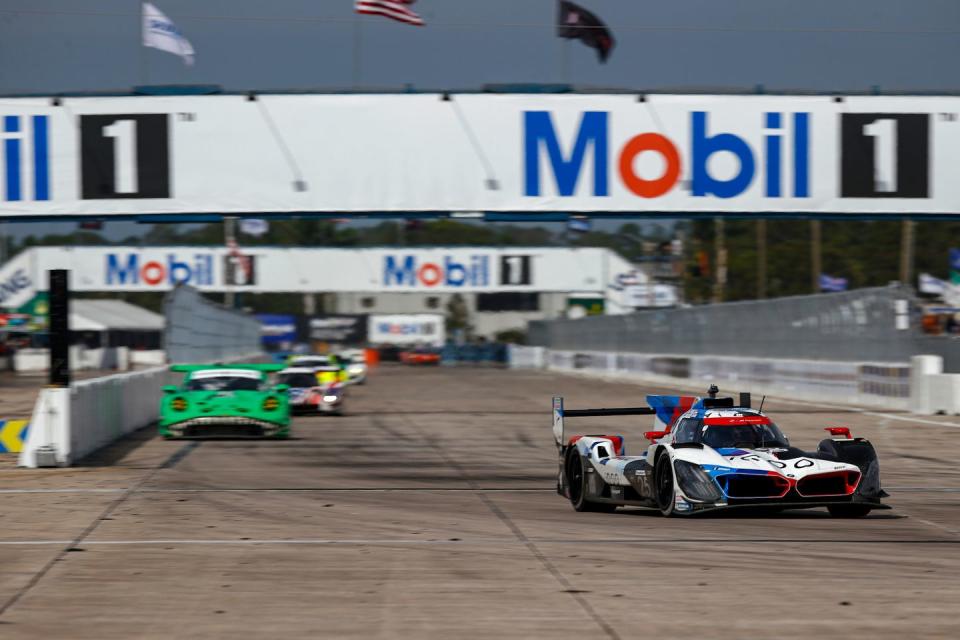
[0, 441, 200, 619]
[398, 416, 621, 640]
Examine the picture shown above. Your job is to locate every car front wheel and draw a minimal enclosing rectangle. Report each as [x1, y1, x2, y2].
[655, 455, 677, 517]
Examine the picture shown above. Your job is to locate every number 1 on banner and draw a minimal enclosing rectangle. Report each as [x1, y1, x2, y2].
[103, 120, 139, 194]
[863, 119, 897, 193]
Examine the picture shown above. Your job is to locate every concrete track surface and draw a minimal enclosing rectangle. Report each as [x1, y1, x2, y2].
[0, 366, 958, 639]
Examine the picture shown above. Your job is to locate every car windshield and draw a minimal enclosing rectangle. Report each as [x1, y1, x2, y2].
[294, 358, 334, 368]
[186, 376, 262, 392]
[700, 422, 789, 449]
[277, 373, 317, 388]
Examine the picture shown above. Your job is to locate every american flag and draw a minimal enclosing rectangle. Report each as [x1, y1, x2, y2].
[355, 1, 425, 27]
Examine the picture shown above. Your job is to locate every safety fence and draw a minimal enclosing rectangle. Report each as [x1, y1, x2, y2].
[509, 345, 912, 410]
[163, 285, 261, 364]
[528, 286, 917, 364]
[440, 343, 509, 366]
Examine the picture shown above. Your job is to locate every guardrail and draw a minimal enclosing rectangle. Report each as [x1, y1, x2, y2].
[510, 345, 913, 411]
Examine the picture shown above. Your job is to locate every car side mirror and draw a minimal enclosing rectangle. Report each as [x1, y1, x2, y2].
[274, 384, 290, 393]
[162, 385, 178, 394]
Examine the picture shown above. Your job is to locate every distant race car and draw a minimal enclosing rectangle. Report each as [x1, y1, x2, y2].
[554, 386, 888, 517]
[399, 347, 441, 365]
[287, 355, 350, 384]
[159, 364, 290, 438]
[278, 366, 345, 415]
[337, 350, 368, 385]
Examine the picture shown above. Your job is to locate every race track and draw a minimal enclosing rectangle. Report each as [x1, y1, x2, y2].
[0, 366, 958, 639]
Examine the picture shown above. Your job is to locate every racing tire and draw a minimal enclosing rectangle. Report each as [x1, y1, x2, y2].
[827, 504, 872, 518]
[654, 454, 677, 517]
[565, 451, 616, 513]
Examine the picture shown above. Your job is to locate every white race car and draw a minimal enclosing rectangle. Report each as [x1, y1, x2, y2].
[277, 367, 345, 416]
[337, 350, 368, 385]
[554, 387, 888, 517]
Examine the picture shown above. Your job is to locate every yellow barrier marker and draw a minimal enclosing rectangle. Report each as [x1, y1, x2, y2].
[0, 420, 30, 453]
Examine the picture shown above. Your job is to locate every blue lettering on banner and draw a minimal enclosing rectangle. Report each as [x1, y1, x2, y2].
[383, 255, 416, 286]
[523, 110, 810, 200]
[383, 255, 490, 288]
[105, 253, 214, 286]
[2, 115, 50, 202]
[524, 111, 608, 197]
[0, 269, 32, 305]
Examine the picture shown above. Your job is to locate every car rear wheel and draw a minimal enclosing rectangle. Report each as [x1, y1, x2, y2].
[827, 504, 872, 518]
[565, 451, 615, 513]
[655, 455, 677, 517]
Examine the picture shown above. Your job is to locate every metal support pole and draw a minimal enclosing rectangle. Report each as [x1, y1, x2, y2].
[712, 218, 726, 303]
[811, 220, 822, 293]
[48, 269, 70, 387]
[899, 219, 916, 287]
[224, 216, 236, 308]
[756, 218, 767, 299]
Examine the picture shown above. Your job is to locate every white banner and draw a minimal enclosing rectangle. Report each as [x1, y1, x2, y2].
[0, 246, 632, 308]
[368, 314, 444, 346]
[1, 94, 959, 217]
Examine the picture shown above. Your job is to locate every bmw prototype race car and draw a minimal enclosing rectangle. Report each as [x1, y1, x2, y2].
[159, 364, 290, 438]
[277, 366, 345, 415]
[555, 387, 888, 517]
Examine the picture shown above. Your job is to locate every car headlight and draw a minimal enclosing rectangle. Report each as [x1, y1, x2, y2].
[262, 396, 280, 411]
[673, 459, 722, 502]
[171, 397, 187, 411]
[348, 365, 365, 374]
[322, 394, 339, 403]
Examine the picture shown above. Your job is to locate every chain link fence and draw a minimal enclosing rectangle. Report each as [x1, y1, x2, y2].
[163, 286, 261, 364]
[529, 286, 921, 364]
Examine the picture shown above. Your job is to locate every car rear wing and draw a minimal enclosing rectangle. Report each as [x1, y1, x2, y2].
[552, 396, 655, 447]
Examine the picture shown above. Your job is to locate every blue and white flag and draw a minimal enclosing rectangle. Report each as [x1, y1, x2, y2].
[919, 273, 948, 296]
[239, 218, 269, 237]
[143, 3, 195, 66]
[819, 273, 848, 292]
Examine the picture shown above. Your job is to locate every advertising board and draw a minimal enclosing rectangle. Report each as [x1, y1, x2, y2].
[368, 314, 445, 346]
[1, 94, 958, 217]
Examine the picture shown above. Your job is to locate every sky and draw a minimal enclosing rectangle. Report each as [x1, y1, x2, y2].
[1, 0, 959, 241]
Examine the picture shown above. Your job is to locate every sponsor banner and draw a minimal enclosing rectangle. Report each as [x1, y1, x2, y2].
[623, 284, 679, 308]
[0, 247, 631, 308]
[1, 94, 959, 217]
[302, 314, 368, 344]
[368, 314, 445, 346]
[255, 313, 297, 345]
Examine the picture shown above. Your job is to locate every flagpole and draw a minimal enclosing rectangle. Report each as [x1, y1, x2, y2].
[561, 40, 570, 85]
[352, 15, 362, 88]
[138, 1, 148, 85]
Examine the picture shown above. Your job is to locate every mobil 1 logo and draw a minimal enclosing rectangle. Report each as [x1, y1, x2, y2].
[500, 255, 532, 286]
[840, 113, 929, 198]
[80, 114, 170, 199]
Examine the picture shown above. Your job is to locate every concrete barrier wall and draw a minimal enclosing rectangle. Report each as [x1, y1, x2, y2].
[19, 352, 268, 467]
[19, 366, 175, 467]
[511, 346, 912, 411]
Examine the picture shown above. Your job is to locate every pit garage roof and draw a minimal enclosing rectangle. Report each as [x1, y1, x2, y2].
[70, 300, 165, 332]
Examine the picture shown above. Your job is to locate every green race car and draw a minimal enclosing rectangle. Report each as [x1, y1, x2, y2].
[159, 364, 291, 439]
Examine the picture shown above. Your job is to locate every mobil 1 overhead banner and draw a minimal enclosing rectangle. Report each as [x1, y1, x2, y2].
[2, 94, 958, 216]
[1, 247, 623, 307]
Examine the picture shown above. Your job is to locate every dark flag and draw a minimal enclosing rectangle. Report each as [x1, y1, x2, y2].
[557, 1, 615, 62]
